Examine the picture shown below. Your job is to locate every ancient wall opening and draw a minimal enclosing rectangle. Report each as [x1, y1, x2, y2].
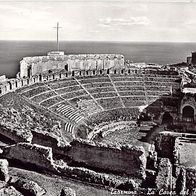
[162, 112, 173, 125]
[64, 64, 68, 71]
[182, 105, 194, 122]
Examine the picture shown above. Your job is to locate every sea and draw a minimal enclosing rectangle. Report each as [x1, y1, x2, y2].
[1, 40, 196, 78]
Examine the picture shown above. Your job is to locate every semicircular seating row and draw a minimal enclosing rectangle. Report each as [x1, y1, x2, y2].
[17, 73, 180, 135]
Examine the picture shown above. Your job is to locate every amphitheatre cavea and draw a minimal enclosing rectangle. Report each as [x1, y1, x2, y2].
[0, 49, 195, 195]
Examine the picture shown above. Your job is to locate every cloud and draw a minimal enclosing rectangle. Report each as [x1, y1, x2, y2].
[185, 20, 196, 26]
[88, 30, 100, 34]
[0, 3, 51, 20]
[99, 16, 150, 27]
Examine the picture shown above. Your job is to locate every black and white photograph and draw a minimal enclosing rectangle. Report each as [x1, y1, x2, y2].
[0, 0, 196, 195]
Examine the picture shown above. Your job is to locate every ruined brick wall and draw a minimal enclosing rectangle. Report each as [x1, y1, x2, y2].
[186, 168, 196, 195]
[155, 158, 172, 191]
[2, 143, 56, 172]
[31, 130, 70, 155]
[0, 125, 32, 144]
[20, 54, 125, 78]
[32, 60, 66, 76]
[67, 140, 146, 179]
[154, 132, 176, 162]
[175, 166, 196, 195]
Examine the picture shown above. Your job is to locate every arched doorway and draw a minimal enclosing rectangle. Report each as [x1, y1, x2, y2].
[162, 112, 173, 125]
[64, 64, 68, 71]
[182, 106, 194, 122]
[27, 67, 32, 78]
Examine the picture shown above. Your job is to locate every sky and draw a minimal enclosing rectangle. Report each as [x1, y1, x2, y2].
[0, 0, 196, 42]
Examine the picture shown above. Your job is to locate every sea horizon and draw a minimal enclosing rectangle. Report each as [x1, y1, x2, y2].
[1, 39, 196, 42]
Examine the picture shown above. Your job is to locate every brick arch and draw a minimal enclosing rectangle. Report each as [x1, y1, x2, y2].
[181, 103, 196, 116]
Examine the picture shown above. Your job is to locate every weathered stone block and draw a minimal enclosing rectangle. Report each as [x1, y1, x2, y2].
[155, 158, 172, 191]
[13, 178, 46, 196]
[68, 139, 146, 179]
[31, 130, 70, 155]
[154, 132, 176, 161]
[175, 167, 186, 195]
[0, 159, 9, 182]
[2, 143, 57, 172]
[57, 163, 140, 190]
[116, 179, 138, 191]
[60, 187, 76, 196]
[0, 126, 32, 143]
[186, 168, 196, 195]
[0, 186, 23, 196]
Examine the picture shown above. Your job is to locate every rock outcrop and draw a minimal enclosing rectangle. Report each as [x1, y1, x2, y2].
[0, 186, 23, 196]
[60, 187, 76, 196]
[13, 178, 46, 196]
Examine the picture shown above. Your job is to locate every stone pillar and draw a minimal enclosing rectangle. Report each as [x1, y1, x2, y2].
[28, 78, 34, 85]
[155, 158, 172, 191]
[7, 82, 12, 91]
[16, 80, 23, 88]
[22, 78, 28, 86]
[48, 74, 53, 80]
[20, 60, 28, 78]
[67, 71, 71, 78]
[175, 167, 186, 195]
[10, 80, 16, 90]
[1, 83, 9, 94]
[54, 73, 60, 80]
[60, 72, 67, 79]
[34, 75, 39, 83]
[41, 75, 46, 82]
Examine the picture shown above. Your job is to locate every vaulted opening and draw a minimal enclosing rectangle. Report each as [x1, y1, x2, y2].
[182, 106, 194, 122]
[64, 64, 68, 71]
[162, 112, 173, 125]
